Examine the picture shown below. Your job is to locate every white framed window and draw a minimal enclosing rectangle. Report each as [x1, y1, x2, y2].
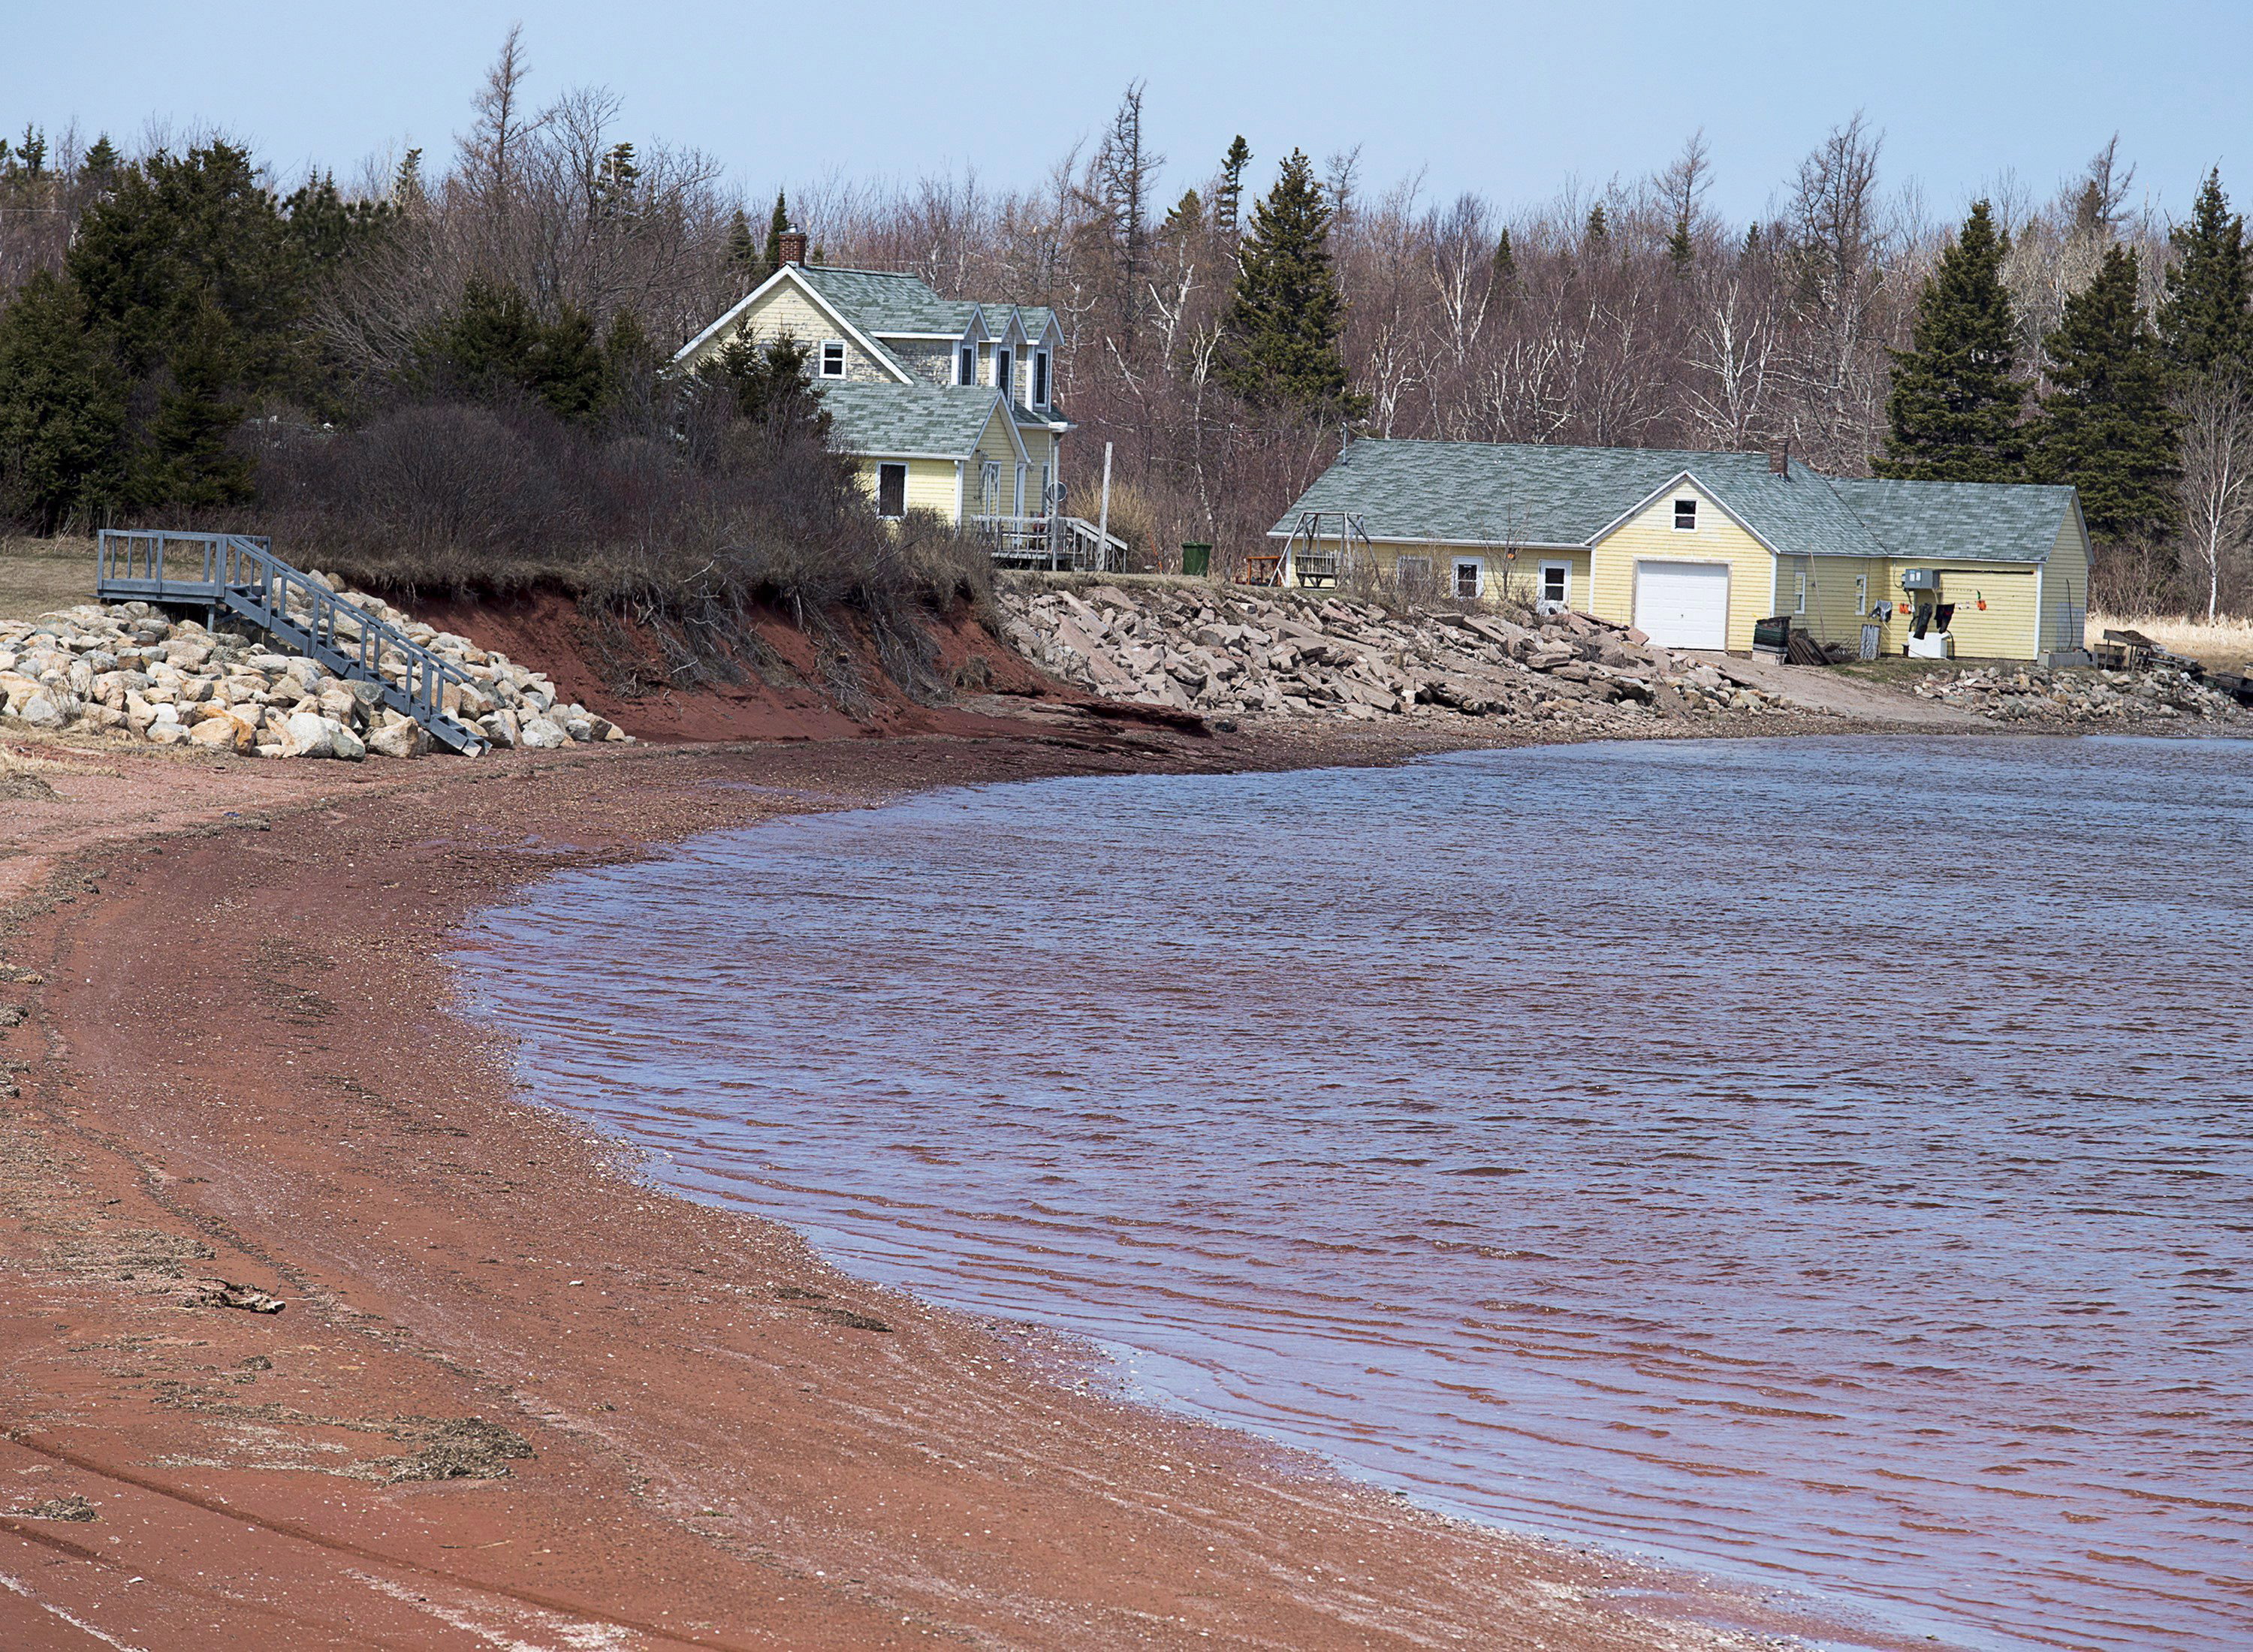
[1033, 349, 1050, 407]
[979, 460, 1002, 515]
[1453, 557, 1483, 601]
[876, 462, 907, 519]
[1793, 570, 1808, 614]
[1856, 573, 1871, 618]
[995, 347, 1012, 396]
[958, 345, 976, 386]
[819, 340, 846, 379]
[1673, 497, 1697, 531]
[1394, 555, 1435, 599]
[1538, 559, 1570, 612]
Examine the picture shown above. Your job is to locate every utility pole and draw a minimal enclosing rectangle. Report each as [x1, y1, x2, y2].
[1096, 442, 1114, 570]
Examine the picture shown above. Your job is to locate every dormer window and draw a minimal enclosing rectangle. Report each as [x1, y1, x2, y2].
[995, 348, 1012, 397]
[1033, 349, 1049, 408]
[958, 345, 975, 385]
[1673, 497, 1697, 530]
[819, 340, 846, 379]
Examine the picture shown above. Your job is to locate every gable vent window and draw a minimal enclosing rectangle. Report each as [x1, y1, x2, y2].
[820, 340, 846, 379]
[1673, 498, 1697, 530]
[958, 345, 975, 386]
[1033, 350, 1050, 407]
[876, 463, 907, 519]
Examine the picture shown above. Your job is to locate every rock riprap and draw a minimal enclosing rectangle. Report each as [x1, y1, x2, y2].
[998, 582, 1787, 727]
[0, 574, 631, 760]
[1912, 662, 2244, 724]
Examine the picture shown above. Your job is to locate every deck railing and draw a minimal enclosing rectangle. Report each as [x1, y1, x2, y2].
[967, 514, 1130, 573]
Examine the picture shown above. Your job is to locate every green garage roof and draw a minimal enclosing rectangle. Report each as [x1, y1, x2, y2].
[1272, 438, 2078, 564]
[1832, 478, 2077, 565]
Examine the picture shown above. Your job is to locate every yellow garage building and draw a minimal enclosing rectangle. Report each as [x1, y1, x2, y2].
[1268, 439, 2092, 662]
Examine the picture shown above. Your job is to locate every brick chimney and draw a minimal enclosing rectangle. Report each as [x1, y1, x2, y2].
[1769, 439, 1791, 475]
[779, 227, 808, 267]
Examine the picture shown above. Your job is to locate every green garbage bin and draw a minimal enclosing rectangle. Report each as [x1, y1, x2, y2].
[1181, 542, 1213, 578]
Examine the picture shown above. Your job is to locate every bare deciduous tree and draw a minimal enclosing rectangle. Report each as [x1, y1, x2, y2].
[2175, 369, 2253, 620]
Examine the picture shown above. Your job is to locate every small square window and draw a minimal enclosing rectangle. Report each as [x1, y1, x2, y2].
[1453, 559, 1482, 601]
[820, 341, 846, 379]
[876, 462, 906, 519]
[1541, 564, 1568, 604]
[1673, 498, 1697, 530]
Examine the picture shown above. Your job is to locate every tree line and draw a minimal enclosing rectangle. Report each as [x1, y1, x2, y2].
[1, 44, 2248, 620]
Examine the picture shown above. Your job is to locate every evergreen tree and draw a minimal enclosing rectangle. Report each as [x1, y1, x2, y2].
[137, 296, 255, 507]
[1491, 228, 1516, 288]
[698, 329, 831, 443]
[1667, 216, 1694, 274]
[1584, 203, 1609, 247]
[80, 135, 120, 185]
[2030, 244, 2177, 539]
[764, 190, 789, 273]
[725, 209, 759, 281]
[2158, 168, 2251, 375]
[416, 277, 609, 424]
[1218, 150, 1364, 415]
[1160, 188, 1204, 244]
[1876, 200, 2026, 481]
[0, 272, 128, 530]
[1215, 137, 1251, 238]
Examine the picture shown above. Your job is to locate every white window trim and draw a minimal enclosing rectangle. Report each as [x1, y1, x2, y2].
[958, 344, 976, 386]
[1032, 348, 1050, 408]
[1793, 569, 1808, 615]
[1537, 558, 1571, 613]
[1452, 556, 1485, 601]
[994, 347, 1012, 399]
[1672, 497, 1698, 531]
[819, 339, 847, 380]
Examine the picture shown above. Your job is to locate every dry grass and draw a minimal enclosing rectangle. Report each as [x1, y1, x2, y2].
[2089, 610, 2253, 674]
[0, 537, 97, 622]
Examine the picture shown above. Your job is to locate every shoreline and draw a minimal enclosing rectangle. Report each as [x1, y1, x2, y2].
[4, 719, 1969, 1650]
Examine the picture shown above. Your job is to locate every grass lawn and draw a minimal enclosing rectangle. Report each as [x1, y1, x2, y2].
[0, 537, 97, 622]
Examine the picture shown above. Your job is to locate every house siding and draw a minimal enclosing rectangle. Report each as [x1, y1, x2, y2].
[855, 457, 961, 522]
[1887, 563, 2039, 658]
[677, 285, 896, 384]
[2040, 512, 2092, 653]
[887, 338, 957, 386]
[1590, 484, 1775, 651]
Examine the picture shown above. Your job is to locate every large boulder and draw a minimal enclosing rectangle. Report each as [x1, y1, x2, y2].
[517, 717, 568, 750]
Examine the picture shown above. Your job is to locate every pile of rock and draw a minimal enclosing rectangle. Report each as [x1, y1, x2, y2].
[1914, 662, 2245, 724]
[997, 582, 1789, 726]
[0, 579, 630, 760]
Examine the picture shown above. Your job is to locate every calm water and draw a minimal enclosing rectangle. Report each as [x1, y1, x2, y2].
[457, 737, 2253, 1650]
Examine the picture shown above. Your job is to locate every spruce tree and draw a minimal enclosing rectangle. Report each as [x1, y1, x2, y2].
[1584, 203, 1609, 247]
[2158, 168, 2251, 375]
[1876, 200, 2026, 481]
[1491, 228, 1516, 288]
[1218, 149, 1364, 415]
[1215, 137, 1251, 238]
[1667, 216, 1694, 274]
[725, 209, 759, 281]
[0, 271, 128, 530]
[137, 297, 255, 507]
[764, 191, 789, 272]
[2030, 245, 2177, 539]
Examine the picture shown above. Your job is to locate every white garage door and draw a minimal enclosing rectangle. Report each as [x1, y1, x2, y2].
[1635, 561, 1730, 650]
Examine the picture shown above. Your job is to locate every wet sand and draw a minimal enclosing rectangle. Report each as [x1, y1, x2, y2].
[0, 722, 1931, 1650]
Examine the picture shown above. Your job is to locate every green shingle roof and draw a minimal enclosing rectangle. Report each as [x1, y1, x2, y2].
[1272, 438, 2077, 564]
[1832, 478, 2074, 564]
[795, 266, 974, 335]
[819, 383, 1006, 459]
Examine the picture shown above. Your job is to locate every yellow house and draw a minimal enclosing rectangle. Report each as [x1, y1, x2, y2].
[1269, 439, 2092, 662]
[672, 240, 1072, 530]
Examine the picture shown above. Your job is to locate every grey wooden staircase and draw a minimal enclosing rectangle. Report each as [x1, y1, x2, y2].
[95, 529, 490, 755]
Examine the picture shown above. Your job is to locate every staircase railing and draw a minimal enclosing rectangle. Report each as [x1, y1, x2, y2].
[967, 513, 1130, 572]
[95, 529, 489, 755]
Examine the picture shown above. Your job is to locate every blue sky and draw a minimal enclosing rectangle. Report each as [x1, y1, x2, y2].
[3, 2, 2244, 225]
